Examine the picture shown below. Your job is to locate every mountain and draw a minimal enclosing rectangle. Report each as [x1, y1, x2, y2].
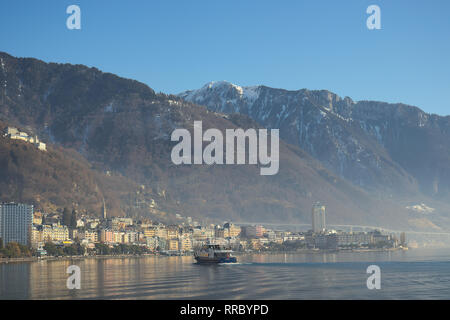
[179, 81, 450, 201]
[0, 120, 140, 217]
[0, 52, 445, 230]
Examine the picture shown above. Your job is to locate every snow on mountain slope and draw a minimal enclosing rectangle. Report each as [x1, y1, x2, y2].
[179, 81, 450, 200]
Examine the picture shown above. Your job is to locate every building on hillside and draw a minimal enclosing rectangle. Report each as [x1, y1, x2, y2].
[305, 232, 339, 250]
[250, 238, 263, 250]
[215, 228, 225, 238]
[81, 230, 99, 243]
[33, 212, 43, 225]
[223, 222, 241, 238]
[69, 229, 78, 241]
[100, 229, 114, 243]
[243, 225, 264, 238]
[113, 231, 122, 243]
[336, 232, 373, 247]
[168, 239, 179, 251]
[156, 227, 168, 239]
[179, 236, 192, 252]
[371, 231, 391, 244]
[126, 231, 138, 244]
[3, 127, 47, 151]
[192, 226, 214, 242]
[31, 225, 44, 248]
[158, 237, 168, 251]
[146, 236, 159, 251]
[86, 218, 100, 229]
[143, 227, 156, 238]
[42, 223, 69, 243]
[76, 219, 85, 228]
[167, 225, 179, 239]
[108, 217, 134, 230]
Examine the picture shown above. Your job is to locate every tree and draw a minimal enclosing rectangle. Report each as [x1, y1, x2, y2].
[75, 242, 85, 255]
[3, 242, 22, 258]
[63, 245, 77, 256]
[44, 242, 58, 256]
[95, 243, 111, 255]
[18, 243, 31, 257]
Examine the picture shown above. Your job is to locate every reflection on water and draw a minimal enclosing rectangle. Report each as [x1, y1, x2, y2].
[1, 249, 450, 299]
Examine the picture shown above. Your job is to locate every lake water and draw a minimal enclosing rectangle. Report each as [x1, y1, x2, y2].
[1, 248, 450, 299]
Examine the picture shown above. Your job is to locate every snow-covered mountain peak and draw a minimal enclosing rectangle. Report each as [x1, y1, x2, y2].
[179, 81, 262, 106]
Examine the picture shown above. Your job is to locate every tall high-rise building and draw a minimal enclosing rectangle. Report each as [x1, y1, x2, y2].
[0, 203, 33, 247]
[400, 232, 406, 247]
[312, 202, 326, 233]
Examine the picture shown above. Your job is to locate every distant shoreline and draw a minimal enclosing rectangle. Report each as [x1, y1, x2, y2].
[0, 253, 164, 265]
[0, 247, 407, 265]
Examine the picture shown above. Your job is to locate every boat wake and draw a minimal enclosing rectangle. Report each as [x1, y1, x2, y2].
[218, 262, 252, 266]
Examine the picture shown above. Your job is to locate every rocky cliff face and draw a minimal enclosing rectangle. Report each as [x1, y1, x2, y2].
[179, 81, 450, 200]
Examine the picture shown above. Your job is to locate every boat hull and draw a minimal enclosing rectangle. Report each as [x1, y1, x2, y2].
[195, 256, 237, 264]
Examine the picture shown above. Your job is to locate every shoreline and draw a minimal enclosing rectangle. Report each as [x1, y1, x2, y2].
[0, 253, 162, 265]
[0, 247, 407, 265]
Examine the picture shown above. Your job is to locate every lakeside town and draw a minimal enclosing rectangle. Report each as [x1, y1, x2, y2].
[0, 201, 407, 261]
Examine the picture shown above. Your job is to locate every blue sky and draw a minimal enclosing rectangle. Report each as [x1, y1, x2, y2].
[1, 0, 450, 115]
